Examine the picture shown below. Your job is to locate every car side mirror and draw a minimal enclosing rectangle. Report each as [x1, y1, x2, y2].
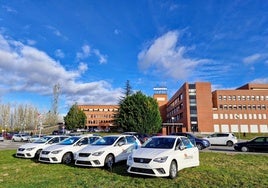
[118, 141, 125, 146]
[179, 145, 186, 150]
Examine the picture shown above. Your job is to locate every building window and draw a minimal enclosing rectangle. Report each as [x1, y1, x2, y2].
[237, 96, 241, 100]
[242, 96, 246, 100]
[232, 95, 236, 100]
[228, 95, 232, 100]
[248, 105, 251, 110]
[219, 95, 222, 100]
[213, 114, 219, 119]
[242, 105, 247, 110]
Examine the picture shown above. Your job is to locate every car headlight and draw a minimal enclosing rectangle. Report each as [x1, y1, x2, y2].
[153, 156, 168, 163]
[51, 150, 62, 154]
[92, 151, 104, 156]
[26, 147, 35, 151]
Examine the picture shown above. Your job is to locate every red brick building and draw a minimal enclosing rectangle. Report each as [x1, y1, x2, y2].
[78, 82, 268, 135]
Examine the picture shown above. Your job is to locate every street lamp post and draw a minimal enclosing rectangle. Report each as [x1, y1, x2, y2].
[235, 114, 240, 140]
[171, 117, 175, 133]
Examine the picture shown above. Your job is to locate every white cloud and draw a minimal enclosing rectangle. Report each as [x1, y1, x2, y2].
[93, 49, 107, 64]
[243, 53, 261, 64]
[0, 34, 122, 109]
[76, 44, 107, 64]
[250, 78, 268, 84]
[137, 30, 210, 80]
[55, 49, 65, 58]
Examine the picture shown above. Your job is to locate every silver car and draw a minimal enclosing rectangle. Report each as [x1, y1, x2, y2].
[12, 134, 31, 142]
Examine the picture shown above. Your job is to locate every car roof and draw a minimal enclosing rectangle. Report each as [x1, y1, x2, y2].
[152, 135, 187, 139]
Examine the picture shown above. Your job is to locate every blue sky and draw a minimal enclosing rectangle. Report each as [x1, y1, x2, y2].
[0, 0, 268, 115]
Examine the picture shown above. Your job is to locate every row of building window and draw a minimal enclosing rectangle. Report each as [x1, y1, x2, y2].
[219, 104, 267, 110]
[87, 120, 114, 124]
[218, 95, 268, 101]
[87, 114, 116, 118]
[82, 108, 118, 112]
[213, 113, 267, 120]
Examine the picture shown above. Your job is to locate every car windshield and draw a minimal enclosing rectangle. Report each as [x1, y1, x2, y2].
[33, 136, 53, 143]
[92, 136, 119, 146]
[142, 137, 176, 149]
[59, 137, 81, 145]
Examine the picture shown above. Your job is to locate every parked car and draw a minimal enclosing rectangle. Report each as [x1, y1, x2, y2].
[16, 135, 69, 159]
[75, 135, 141, 168]
[204, 133, 238, 146]
[170, 132, 210, 150]
[39, 134, 101, 164]
[122, 132, 150, 143]
[29, 135, 45, 143]
[234, 136, 268, 152]
[12, 134, 31, 142]
[0, 134, 4, 142]
[127, 135, 200, 179]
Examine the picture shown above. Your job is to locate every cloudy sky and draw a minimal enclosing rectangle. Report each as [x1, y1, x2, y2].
[0, 0, 268, 114]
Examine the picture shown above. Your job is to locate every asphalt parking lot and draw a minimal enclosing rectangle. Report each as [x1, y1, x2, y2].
[0, 140, 24, 150]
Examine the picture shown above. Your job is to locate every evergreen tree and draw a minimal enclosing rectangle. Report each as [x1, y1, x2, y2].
[115, 91, 162, 134]
[64, 104, 86, 130]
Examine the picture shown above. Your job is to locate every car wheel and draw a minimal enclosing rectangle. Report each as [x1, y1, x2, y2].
[196, 143, 203, 150]
[62, 153, 73, 164]
[35, 149, 42, 159]
[226, 141, 234, 146]
[169, 160, 178, 179]
[105, 154, 114, 169]
[241, 146, 249, 152]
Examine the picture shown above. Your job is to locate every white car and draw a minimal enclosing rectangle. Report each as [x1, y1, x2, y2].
[39, 134, 101, 164]
[75, 135, 141, 168]
[204, 133, 238, 146]
[16, 135, 69, 159]
[0, 134, 4, 142]
[127, 135, 199, 179]
[12, 134, 31, 142]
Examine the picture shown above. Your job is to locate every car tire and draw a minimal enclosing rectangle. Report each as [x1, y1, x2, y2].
[169, 160, 178, 179]
[35, 149, 42, 159]
[196, 143, 203, 150]
[241, 146, 249, 152]
[226, 141, 234, 146]
[105, 154, 114, 169]
[62, 153, 73, 164]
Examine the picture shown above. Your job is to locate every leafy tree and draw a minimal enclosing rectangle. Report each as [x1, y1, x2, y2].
[64, 104, 86, 130]
[115, 91, 162, 134]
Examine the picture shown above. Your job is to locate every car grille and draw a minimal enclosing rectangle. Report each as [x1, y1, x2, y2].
[41, 151, 50, 155]
[76, 160, 92, 165]
[18, 148, 25, 151]
[78, 153, 91, 157]
[129, 167, 155, 174]
[16, 153, 25, 157]
[133, 158, 151, 164]
[39, 157, 50, 161]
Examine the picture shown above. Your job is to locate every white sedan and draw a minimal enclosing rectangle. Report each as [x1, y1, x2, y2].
[16, 135, 69, 159]
[127, 135, 199, 179]
[39, 134, 101, 164]
[75, 135, 141, 168]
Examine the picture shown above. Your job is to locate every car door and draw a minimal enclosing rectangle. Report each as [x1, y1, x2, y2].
[249, 137, 267, 152]
[179, 137, 198, 168]
[114, 136, 131, 162]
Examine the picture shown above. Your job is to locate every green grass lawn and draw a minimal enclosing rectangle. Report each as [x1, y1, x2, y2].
[0, 150, 267, 188]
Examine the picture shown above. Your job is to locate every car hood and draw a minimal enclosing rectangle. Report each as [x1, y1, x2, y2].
[131, 147, 171, 158]
[19, 142, 46, 149]
[43, 144, 72, 151]
[78, 145, 112, 153]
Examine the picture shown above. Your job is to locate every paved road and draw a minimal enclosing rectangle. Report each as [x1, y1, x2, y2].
[0, 140, 25, 150]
